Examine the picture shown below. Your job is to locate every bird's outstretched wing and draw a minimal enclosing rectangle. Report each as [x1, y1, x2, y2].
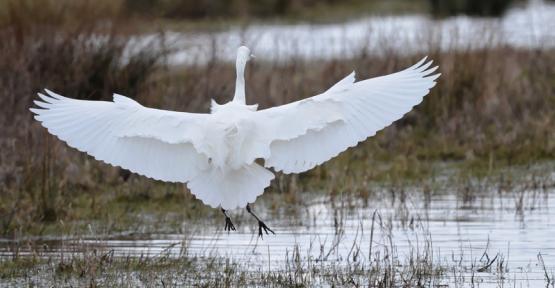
[30, 90, 210, 182]
[255, 57, 440, 174]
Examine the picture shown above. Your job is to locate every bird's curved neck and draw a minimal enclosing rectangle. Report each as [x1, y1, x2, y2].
[233, 58, 246, 104]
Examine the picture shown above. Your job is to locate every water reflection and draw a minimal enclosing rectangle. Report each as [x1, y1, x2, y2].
[2, 184, 553, 286]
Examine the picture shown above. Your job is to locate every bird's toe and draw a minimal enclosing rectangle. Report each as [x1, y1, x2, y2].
[257, 220, 275, 239]
[224, 217, 236, 232]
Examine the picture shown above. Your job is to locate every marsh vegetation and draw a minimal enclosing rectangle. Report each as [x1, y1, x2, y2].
[0, 0, 554, 286]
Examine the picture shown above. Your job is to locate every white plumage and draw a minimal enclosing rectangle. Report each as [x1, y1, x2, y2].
[31, 46, 440, 210]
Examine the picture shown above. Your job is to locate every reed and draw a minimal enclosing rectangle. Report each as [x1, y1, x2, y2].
[0, 0, 553, 240]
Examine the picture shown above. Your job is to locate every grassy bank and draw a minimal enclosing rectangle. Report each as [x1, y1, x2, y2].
[0, 237, 444, 287]
[1, 2, 554, 287]
[0, 0, 554, 237]
[1, 165, 553, 287]
[2, 43, 554, 236]
[0, 241, 445, 287]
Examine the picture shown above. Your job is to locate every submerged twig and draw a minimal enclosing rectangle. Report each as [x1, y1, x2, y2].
[477, 253, 498, 272]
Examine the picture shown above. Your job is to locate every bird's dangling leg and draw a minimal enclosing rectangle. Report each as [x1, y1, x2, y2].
[246, 204, 274, 238]
[221, 208, 236, 232]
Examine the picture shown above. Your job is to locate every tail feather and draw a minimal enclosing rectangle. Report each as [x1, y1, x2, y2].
[187, 163, 274, 210]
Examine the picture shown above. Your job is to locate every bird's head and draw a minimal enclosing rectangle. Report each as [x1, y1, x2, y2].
[237, 46, 254, 65]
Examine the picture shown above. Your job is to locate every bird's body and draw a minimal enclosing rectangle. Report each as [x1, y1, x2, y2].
[31, 46, 440, 217]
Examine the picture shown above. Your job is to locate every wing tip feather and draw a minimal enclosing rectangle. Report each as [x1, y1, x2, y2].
[29, 107, 43, 115]
[37, 92, 57, 104]
[426, 73, 441, 82]
[423, 65, 439, 76]
[44, 89, 65, 100]
[410, 56, 428, 70]
[33, 100, 51, 109]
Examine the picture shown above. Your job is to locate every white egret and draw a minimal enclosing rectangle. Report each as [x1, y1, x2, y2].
[30, 46, 440, 237]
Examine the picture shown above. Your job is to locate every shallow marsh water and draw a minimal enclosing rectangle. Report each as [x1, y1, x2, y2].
[3, 2, 555, 284]
[1, 171, 554, 287]
[127, 0, 555, 65]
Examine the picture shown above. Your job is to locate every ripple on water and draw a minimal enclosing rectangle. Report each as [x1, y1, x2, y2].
[1, 185, 553, 286]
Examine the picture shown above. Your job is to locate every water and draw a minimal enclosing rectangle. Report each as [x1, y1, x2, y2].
[2, 183, 553, 286]
[128, 0, 555, 65]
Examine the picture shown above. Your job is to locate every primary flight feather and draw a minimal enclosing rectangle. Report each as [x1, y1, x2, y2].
[30, 46, 440, 213]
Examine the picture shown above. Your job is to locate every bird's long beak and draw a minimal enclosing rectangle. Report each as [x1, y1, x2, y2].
[250, 54, 256, 59]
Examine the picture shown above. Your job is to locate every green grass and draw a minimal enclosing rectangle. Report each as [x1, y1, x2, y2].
[3, 156, 552, 238]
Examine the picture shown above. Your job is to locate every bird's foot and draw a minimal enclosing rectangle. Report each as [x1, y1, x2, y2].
[246, 204, 275, 239]
[257, 220, 274, 239]
[222, 208, 236, 232]
[224, 216, 236, 232]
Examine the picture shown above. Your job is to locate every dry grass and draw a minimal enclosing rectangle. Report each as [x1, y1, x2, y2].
[0, 207, 446, 287]
[0, 0, 167, 236]
[2, 181, 553, 287]
[0, 2, 554, 287]
[0, 0, 554, 238]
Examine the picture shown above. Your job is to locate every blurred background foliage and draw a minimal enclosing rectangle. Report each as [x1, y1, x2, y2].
[0, 0, 539, 26]
[0, 0, 553, 236]
[123, 0, 529, 19]
[429, 0, 516, 17]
